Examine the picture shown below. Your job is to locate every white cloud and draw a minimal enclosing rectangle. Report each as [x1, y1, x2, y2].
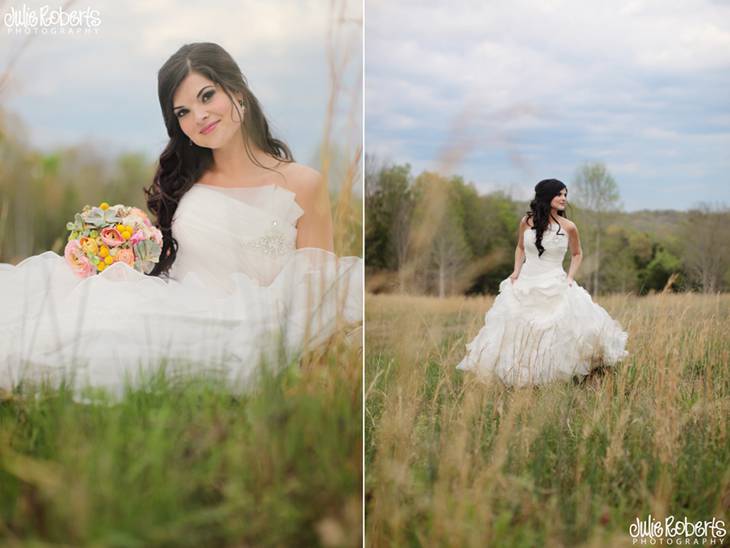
[129, 1, 329, 60]
[366, 0, 730, 209]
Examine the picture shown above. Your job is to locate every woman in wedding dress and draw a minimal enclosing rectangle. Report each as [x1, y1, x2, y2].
[456, 179, 627, 386]
[0, 42, 362, 398]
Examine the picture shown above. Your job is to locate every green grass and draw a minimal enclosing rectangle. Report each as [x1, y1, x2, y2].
[365, 292, 730, 547]
[0, 339, 362, 547]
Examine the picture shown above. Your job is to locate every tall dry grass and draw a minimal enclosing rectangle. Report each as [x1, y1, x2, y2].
[365, 292, 730, 547]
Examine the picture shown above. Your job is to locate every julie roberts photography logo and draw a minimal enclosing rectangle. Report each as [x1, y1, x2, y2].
[630, 515, 727, 545]
[3, 4, 101, 34]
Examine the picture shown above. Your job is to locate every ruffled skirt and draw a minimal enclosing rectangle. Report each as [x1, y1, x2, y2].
[456, 265, 628, 387]
[1, 249, 362, 398]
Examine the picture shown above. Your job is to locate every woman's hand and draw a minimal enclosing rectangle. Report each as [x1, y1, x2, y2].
[567, 276, 574, 287]
[509, 271, 519, 284]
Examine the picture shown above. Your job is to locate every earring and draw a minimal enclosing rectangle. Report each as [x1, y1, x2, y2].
[189, 138, 192, 146]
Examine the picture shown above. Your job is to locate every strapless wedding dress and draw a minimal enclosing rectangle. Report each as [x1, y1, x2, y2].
[456, 223, 627, 386]
[0, 183, 362, 398]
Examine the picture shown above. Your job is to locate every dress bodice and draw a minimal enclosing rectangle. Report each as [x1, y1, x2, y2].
[523, 223, 568, 266]
[169, 183, 305, 293]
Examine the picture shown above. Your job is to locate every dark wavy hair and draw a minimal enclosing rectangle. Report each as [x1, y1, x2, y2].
[144, 42, 293, 277]
[526, 178, 567, 257]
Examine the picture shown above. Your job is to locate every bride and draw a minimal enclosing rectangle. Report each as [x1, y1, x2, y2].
[456, 178, 627, 386]
[0, 42, 362, 398]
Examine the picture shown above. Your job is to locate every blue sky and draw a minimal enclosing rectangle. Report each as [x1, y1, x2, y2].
[1, 0, 361, 175]
[365, 0, 730, 211]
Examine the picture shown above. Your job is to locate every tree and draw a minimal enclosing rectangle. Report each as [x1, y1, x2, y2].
[682, 203, 730, 293]
[451, 181, 519, 294]
[410, 172, 470, 297]
[431, 209, 470, 297]
[572, 162, 621, 296]
[600, 225, 639, 293]
[641, 247, 683, 293]
[364, 161, 413, 284]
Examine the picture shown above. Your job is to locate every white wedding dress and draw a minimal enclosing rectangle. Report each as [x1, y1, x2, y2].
[456, 222, 627, 386]
[0, 183, 362, 398]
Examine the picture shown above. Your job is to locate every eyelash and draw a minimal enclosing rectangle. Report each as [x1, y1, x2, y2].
[175, 90, 215, 119]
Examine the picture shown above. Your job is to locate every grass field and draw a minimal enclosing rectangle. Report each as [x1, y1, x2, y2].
[365, 292, 730, 547]
[0, 335, 362, 547]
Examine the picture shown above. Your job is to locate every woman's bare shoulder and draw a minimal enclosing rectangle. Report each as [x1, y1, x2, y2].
[279, 162, 324, 196]
[560, 218, 578, 232]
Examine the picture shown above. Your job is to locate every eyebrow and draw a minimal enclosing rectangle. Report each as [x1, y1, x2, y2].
[173, 85, 213, 111]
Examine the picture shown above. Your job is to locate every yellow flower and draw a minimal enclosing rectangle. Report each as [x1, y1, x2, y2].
[116, 224, 125, 232]
[99, 246, 109, 258]
[104, 255, 114, 265]
[97, 262, 106, 271]
[100, 202, 109, 210]
[121, 230, 131, 240]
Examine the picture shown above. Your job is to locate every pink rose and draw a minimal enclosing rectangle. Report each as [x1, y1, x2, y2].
[130, 229, 145, 245]
[100, 227, 124, 247]
[115, 247, 135, 267]
[64, 240, 95, 278]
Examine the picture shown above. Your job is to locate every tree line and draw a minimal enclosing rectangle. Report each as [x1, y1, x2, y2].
[365, 156, 730, 296]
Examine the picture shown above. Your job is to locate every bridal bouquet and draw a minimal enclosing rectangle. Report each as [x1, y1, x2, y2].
[64, 202, 163, 278]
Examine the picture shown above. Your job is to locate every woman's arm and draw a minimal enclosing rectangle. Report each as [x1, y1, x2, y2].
[510, 216, 528, 283]
[293, 168, 334, 252]
[565, 221, 582, 286]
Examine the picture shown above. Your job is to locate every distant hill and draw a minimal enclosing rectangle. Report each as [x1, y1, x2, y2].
[512, 199, 689, 242]
[614, 210, 688, 238]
